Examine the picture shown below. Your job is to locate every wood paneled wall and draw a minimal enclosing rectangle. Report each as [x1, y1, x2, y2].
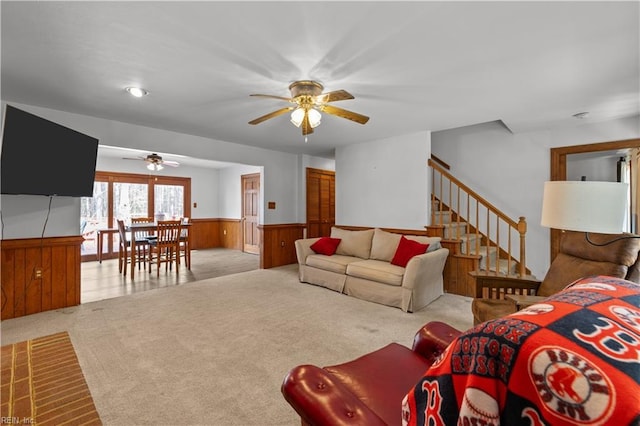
[218, 219, 242, 250]
[1, 236, 83, 320]
[259, 223, 305, 269]
[188, 218, 242, 250]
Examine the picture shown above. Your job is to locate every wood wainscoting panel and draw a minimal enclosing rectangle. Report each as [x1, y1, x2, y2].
[218, 219, 242, 250]
[1, 236, 83, 320]
[189, 218, 220, 249]
[259, 223, 305, 269]
[188, 218, 240, 250]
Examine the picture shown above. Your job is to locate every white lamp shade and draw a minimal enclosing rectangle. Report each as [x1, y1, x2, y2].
[541, 181, 628, 234]
[307, 108, 321, 128]
[290, 108, 305, 127]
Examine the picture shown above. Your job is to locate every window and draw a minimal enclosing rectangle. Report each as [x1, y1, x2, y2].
[114, 182, 149, 222]
[80, 181, 108, 255]
[81, 171, 191, 260]
[155, 184, 184, 220]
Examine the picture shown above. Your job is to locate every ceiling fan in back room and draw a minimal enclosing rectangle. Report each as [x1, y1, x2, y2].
[122, 153, 180, 171]
[248, 80, 369, 141]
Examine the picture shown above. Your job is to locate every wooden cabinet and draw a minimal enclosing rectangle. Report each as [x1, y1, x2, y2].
[1, 236, 83, 319]
[306, 168, 335, 238]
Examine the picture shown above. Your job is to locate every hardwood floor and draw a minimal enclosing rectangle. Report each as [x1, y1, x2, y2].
[81, 248, 260, 304]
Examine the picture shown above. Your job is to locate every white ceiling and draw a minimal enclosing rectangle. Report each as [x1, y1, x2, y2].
[2, 1, 639, 160]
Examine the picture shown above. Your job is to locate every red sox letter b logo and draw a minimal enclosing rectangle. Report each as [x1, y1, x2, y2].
[574, 317, 640, 363]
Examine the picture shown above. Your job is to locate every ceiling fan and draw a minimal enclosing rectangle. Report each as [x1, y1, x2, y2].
[122, 153, 180, 171]
[248, 80, 369, 136]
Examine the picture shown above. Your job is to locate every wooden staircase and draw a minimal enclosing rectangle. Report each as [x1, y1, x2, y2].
[427, 159, 530, 296]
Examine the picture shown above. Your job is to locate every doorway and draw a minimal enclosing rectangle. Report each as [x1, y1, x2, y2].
[241, 173, 260, 254]
[306, 168, 335, 238]
[549, 138, 640, 260]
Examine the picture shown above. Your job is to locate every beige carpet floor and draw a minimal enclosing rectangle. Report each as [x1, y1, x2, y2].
[1, 264, 473, 425]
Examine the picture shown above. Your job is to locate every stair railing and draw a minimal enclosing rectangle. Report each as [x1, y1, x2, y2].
[428, 159, 528, 277]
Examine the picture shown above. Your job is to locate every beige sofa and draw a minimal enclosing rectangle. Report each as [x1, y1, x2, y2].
[295, 227, 449, 312]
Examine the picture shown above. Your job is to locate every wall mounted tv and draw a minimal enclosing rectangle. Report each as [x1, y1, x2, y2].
[1, 105, 99, 197]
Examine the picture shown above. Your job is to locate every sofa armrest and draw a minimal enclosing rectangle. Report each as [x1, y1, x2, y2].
[281, 364, 386, 426]
[402, 248, 449, 290]
[295, 238, 321, 266]
[412, 321, 462, 363]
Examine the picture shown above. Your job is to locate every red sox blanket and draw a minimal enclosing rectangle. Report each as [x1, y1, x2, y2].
[402, 275, 640, 425]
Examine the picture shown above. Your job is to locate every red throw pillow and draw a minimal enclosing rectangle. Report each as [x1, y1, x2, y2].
[391, 236, 430, 267]
[310, 237, 342, 256]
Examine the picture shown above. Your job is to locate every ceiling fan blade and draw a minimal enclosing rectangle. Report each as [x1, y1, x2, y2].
[163, 161, 180, 167]
[301, 115, 314, 136]
[316, 90, 354, 103]
[250, 94, 294, 102]
[248, 107, 294, 125]
[122, 156, 146, 161]
[320, 104, 370, 124]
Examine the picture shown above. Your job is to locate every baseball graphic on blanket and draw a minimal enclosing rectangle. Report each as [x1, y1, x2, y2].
[459, 387, 499, 426]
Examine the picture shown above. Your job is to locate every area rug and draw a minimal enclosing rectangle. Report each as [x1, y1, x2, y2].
[1, 331, 102, 425]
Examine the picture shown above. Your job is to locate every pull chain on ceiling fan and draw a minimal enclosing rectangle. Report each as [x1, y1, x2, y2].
[248, 80, 369, 138]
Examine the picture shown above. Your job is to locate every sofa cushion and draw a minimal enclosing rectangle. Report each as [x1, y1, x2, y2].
[370, 228, 402, 262]
[306, 254, 362, 274]
[310, 237, 342, 256]
[346, 259, 405, 286]
[391, 236, 429, 267]
[331, 227, 375, 259]
[405, 235, 442, 252]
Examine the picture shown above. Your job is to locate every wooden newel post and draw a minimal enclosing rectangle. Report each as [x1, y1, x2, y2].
[517, 216, 527, 277]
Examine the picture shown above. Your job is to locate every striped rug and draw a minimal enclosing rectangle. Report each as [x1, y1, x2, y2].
[1, 331, 101, 425]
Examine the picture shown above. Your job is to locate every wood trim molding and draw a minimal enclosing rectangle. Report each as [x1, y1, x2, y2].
[1, 235, 84, 249]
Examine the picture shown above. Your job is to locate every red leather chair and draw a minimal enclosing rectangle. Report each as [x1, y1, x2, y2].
[281, 321, 461, 426]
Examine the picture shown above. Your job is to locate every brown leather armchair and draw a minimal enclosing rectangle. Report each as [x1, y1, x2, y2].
[471, 230, 640, 324]
[281, 321, 461, 426]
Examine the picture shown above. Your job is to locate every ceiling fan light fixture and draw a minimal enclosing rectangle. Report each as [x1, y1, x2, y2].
[249, 80, 369, 138]
[125, 86, 149, 98]
[147, 162, 163, 171]
[290, 107, 305, 127]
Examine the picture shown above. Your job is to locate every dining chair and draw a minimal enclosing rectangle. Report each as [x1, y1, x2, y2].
[130, 217, 154, 269]
[116, 219, 130, 276]
[147, 220, 182, 276]
[178, 217, 191, 269]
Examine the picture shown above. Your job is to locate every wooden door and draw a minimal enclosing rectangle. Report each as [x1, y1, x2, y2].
[242, 173, 260, 254]
[306, 168, 335, 238]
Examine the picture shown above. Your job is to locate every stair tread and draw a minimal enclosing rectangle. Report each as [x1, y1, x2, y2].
[466, 245, 498, 255]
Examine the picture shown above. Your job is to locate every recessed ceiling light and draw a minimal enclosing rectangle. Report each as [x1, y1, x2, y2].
[572, 111, 589, 119]
[125, 86, 149, 98]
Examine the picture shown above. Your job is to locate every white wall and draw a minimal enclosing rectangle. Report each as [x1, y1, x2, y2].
[566, 155, 619, 182]
[431, 116, 640, 278]
[336, 131, 431, 229]
[218, 164, 263, 220]
[0, 195, 80, 239]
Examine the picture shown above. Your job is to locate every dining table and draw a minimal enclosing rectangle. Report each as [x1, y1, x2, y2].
[127, 221, 191, 279]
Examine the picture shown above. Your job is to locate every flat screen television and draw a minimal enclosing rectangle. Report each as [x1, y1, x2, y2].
[1, 105, 99, 197]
